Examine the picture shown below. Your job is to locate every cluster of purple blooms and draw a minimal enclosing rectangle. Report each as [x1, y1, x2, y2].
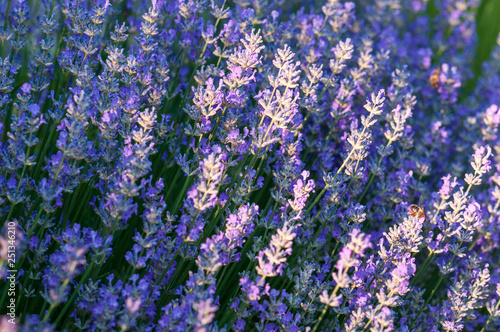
[1, 0, 500, 331]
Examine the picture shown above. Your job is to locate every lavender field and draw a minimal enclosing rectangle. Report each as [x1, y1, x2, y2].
[1, 0, 500, 331]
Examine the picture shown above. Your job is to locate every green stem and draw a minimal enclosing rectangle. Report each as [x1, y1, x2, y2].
[305, 187, 327, 216]
[358, 139, 394, 203]
[2, 0, 13, 35]
[480, 298, 500, 332]
[409, 252, 435, 289]
[172, 174, 193, 214]
[53, 259, 97, 326]
[409, 253, 457, 330]
[360, 290, 396, 332]
[311, 243, 347, 332]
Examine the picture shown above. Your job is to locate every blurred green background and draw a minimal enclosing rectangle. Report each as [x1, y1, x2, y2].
[475, 0, 500, 80]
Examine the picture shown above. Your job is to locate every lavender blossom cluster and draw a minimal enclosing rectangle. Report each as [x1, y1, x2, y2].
[1, 0, 500, 331]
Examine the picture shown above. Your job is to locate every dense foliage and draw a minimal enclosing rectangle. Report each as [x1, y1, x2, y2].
[1, 0, 500, 331]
